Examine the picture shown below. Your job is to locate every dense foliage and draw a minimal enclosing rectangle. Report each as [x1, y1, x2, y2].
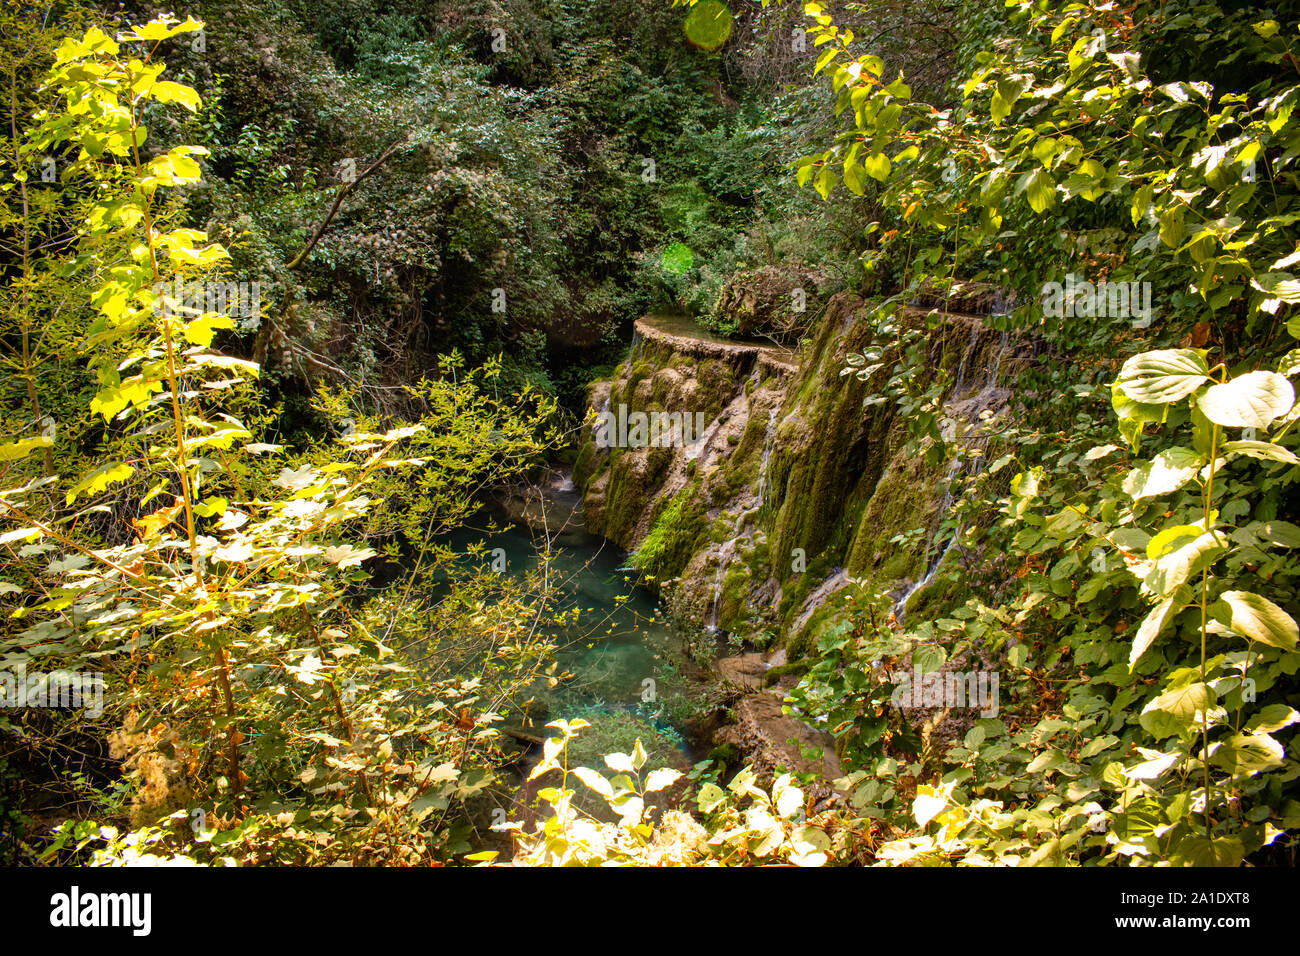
[1, 0, 1297, 868]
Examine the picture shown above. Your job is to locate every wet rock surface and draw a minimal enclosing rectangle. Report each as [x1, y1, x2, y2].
[712, 652, 842, 801]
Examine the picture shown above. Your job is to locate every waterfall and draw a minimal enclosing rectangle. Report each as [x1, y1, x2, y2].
[952, 320, 980, 395]
[893, 322, 1011, 625]
[755, 407, 777, 509]
[706, 405, 779, 633]
[893, 456, 962, 625]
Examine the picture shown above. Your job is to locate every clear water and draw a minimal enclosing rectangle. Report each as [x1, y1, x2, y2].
[440, 484, 709, 759]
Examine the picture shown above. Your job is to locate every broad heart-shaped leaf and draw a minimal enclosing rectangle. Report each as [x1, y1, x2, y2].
[1020, 168, 1056, 213]
[1117, 349, 1210, 405]
[842, 160, 867, 196]
[1130, 586, 1192, 669]
[1171, 832, 1244, 867]
[571, 766, 613, 799]
[772, 774, 803, 818]
[603, 752, 635, 773]
[1147, 524, 1205, 560]
[912, 787, 947, 828]
[863, 151, 891, 182]
[1213, 590, 1299, 650]
[1221, 439, 1300, 465]
[696, 782, 726, 813]
[1245, 704, 1300, 734]
[1142, 531, 1225, 597]
[644, 767, 682, 793]
[1249, 271, 1300, 302]
[1122, 748, 1181, 781]
[1139, 681, 1215, 739]
[1209, 732, 1285, 779]
[1122, 447, 1203, 500]
[1197, 371, 1295, 429]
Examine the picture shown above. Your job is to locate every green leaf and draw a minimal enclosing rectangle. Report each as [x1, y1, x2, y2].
[1221, 440, 1300, 465]
[1245, 704, 1300, 734]
[1143, 532, 1225, 597]
[1159, 205, 1185, 247]
[0, 436, 53, 462]
[572, 766, 613, 799]
[814, 165, 835, 200]
[1122, 447, 1203, 500]
[604, 752, 635, 773]
[644, 768, 682, 792]
[150, 80, 201, 112]
[1020, 168, 1056, 213]
[1147, 525, 1206, 560]
[697, 783, 726, 813]
[1117, 349, 1211, 405]
[65, 461, 135, 505]
[1130, 184, 1154, 226]
[863, 151, 891, 182]
[1139, 682, 1215, 738]
[913, 787, 947, 827]
[1197, 371, 1295, 430]
[1210, 732, 1285, 779]
[1214, 590, 1298, 650]
[184, 312, 235, 347]
[795, 159, 816, 188]
[1130, 586, 1192, 669]
[842, 160, 866, 195]
[773, 774, 803, 818]
[1250, 272, 1300, 302]
[1172, 833, 1243, 867]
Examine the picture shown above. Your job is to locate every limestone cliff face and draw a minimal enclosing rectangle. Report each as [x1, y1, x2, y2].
[574, 295, 1030, 657]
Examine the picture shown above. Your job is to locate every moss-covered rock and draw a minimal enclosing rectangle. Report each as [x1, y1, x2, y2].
[578, 293, 1025, 654]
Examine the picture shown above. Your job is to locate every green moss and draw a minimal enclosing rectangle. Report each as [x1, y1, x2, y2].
[573, 438, 597, 492]
[902, 552, 964, 623]
[694, 359, 736, 420]
[762, 659, 813, 686]
[844, 454, 944, 586]
[602, 452, 658, 545]
[709, 515, 732, 544]
[717, 563, 752, 631]
[645, 444, 673, 485]
[627, 360, 654, 390]
[632, 482, 707, 580]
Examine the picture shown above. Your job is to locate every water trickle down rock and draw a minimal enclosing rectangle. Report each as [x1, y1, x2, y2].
[577, 295, 1035, 650]
[892, 327, 1013, 625]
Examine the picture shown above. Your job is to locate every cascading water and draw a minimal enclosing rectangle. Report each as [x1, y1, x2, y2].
[706, 405, 779, 633]
[755, 407, 778, 509]
[894, 457, 963, 625]
[893, 324, 1011, 625]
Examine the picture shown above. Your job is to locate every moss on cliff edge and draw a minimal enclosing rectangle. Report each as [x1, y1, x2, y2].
[632, 482, 708, 581]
